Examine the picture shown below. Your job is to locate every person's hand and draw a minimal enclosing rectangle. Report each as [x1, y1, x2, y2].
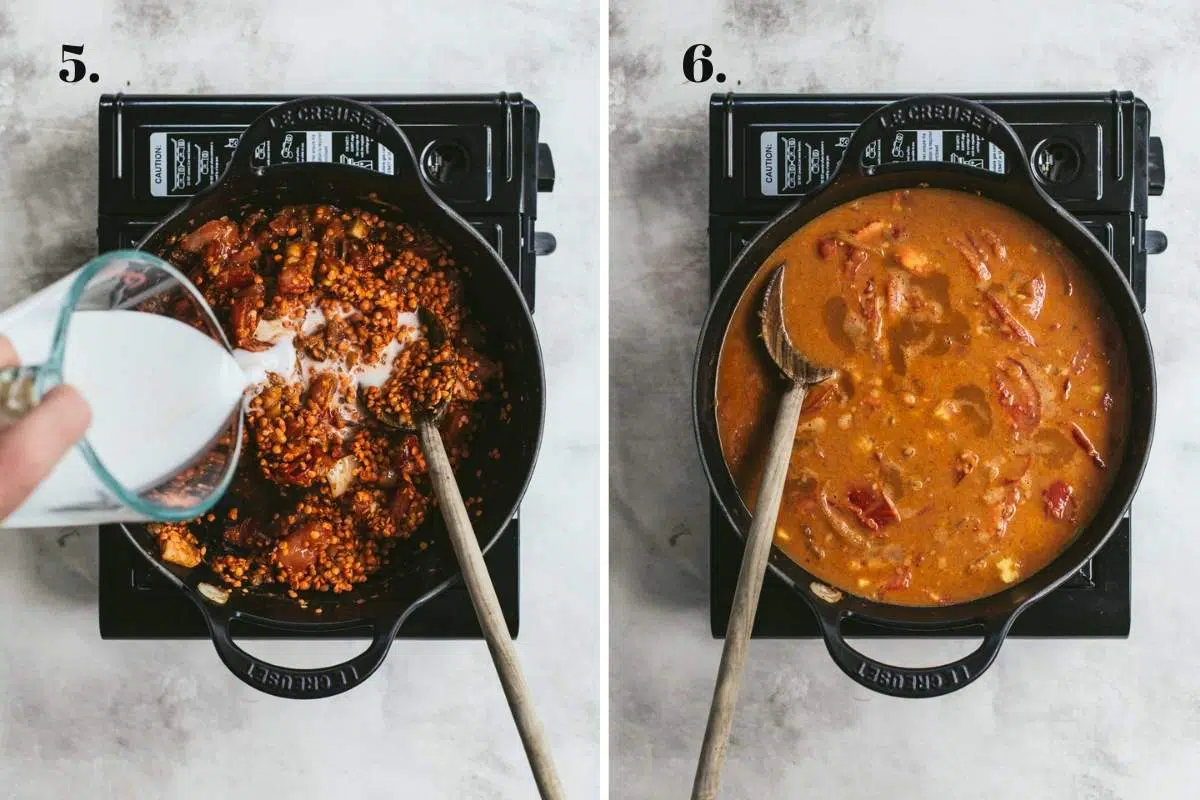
[0, 335, 92, 522]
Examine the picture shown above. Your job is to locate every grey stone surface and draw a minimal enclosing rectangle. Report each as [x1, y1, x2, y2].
[0, 2, 602, 798]
[610, 1, 1199, 797]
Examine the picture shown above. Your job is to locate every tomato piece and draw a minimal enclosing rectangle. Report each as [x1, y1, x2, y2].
[817, 236, 839, 260]
[818, 486, 868, 547]
[305, 372, 338, 412]
[992, 357, 1042, 433]
[985, 292, 1037, 346]
[1069, 423, 1107, 469]
[845, 482, 901, 532]
[278, 241, 317, 296]
[879, 565, 913, 595]
[1043, 480, 1077, 522]
[389, 481, 429, 534]
[392, 434, 425, 478]
[230, 283, 265, 348]
[179, 218, 238, 253]
[274, 520, 327, 573]
[950, 235, 992, 282]
[844, 247, 869, 281]
[1024, 272, 1046, 319]
[210, 245, 259, 294]
[801, 382, 839, 416]
[439, 403, 474, 459]
[223, 517, 266, 550]
[979, 228, 1008, 260]
[858, 278, 883, 341]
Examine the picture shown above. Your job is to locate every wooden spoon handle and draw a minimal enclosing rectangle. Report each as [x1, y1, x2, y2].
[417, 418, 566, 800]
[692, 381, 809, 800]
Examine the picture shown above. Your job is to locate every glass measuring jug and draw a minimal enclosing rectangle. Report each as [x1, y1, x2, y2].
[0, 250, 246, 527]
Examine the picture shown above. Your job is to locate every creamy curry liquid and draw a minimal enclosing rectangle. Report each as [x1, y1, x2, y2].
[716, 188, 1129, 606]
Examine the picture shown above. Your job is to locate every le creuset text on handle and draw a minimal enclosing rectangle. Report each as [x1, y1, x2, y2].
[204, 608, 405, 700]
[814, 607, 1015, 699]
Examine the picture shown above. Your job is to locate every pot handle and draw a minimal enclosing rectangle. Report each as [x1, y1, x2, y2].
[225, 96, 420, 180]
[204, 610, 406, 699]
[835, 95, 1033, 183]
[814, 610, 1015, 699]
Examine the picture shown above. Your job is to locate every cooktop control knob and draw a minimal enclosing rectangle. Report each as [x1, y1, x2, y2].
[421, 140, 470, 186]
[1144, 229, 1168, 255]
[534, 232, 557, 256]
[1031, 138, 1082, 185]
[1148, 136, 1165, 196]
[537, 143, 555, 192]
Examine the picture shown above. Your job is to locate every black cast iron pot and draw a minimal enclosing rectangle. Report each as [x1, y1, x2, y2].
[694, 95, 1155, 698]
[123, 97, 544, 699]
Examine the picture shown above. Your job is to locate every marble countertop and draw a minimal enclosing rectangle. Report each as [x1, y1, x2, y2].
[0, 1, 601, 798]
[611, 0, 1200, 797]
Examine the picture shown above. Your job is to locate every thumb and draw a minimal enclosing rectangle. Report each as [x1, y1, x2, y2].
[0, 385, 92, 523]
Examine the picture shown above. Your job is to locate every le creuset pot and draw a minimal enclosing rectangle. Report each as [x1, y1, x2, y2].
[125, 96, 545, 699]
[694, 95, 1155, 698]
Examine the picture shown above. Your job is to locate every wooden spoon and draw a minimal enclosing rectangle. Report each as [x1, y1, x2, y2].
[692, 265, 837, 800]
[417, 416, 565, 799]
[368, 316, 565, 799]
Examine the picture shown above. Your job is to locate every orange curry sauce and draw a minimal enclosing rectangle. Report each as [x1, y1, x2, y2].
[716, 188, 1129, 606]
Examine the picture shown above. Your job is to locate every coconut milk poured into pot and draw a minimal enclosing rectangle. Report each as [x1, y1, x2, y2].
[232, 308, 423, 426]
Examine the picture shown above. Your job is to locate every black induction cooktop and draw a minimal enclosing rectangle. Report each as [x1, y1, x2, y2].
[709, 92, 1165, 638]
[96, 93, 555, 639]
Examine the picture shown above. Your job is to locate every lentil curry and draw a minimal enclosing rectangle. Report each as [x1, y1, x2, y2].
[716, 188, 1129, 606]
[147, 204, 498, 600]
